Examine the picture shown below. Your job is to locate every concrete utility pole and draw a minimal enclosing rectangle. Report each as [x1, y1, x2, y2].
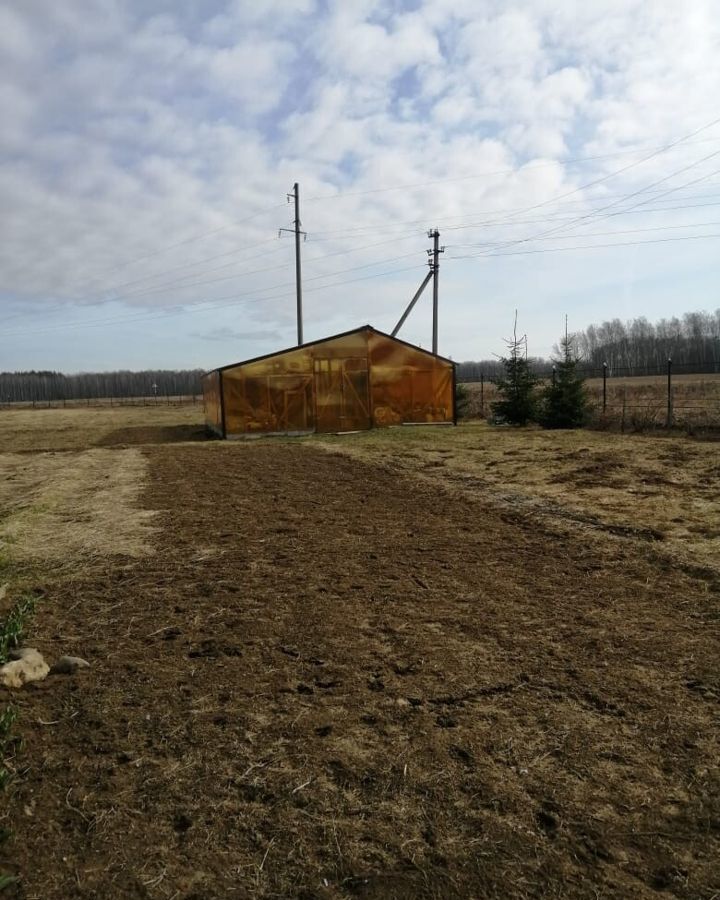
[292, 183, 303, 346]
[392, 229, 444, 353]
[391, 269, 434, 338]
[280, 183, 305, 345]
[430, 228, 444, 356]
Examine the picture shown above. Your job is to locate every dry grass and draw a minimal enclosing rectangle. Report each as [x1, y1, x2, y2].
[3, 405, 719, 576]
[0, 405, 204, 453]
[0, 448, 157, 563]
[314, 421, 720, 577]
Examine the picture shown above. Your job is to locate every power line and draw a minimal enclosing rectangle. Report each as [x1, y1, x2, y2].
[463, 152, 720, 256]
[307, 183, 720, 242]
[75, 141, 720, 306]
[307, 191, 720, 241]
[50, 229, 426, 312]
[302, 126, 720, 202]
[121, 248, 422, 306]
[440, 197, 720, 230]
[48, 233, 427, 308]
[9, 191, 719, 319]
[7, 116, 720, 299]
[2, 251, 426, 334]
[79, 201, 288, 277]
[309, 180, 720, 232]
[88, 236, 284, 296]
[6, 118, 720, 343]
[97, 244, 296, 304]
[447, 230, 720, 260]
[8, 201, 288, 291]
[1, 263, 426, 338]
[8, 117, 720, 311]
[449, 219, 720, 249]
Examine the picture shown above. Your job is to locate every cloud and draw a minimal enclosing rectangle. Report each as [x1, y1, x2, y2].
[316, 10, 441, 81]
[194, 326, 283, 343]
[1, 0, 719, 370]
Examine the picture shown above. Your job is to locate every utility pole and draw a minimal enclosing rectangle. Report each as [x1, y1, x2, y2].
[280, 183, 305, 345]
[392, 229, 444, 350]
[391, 269, 434, 338]
[293, 183, 303, 346]
[429, 229, 444, 355]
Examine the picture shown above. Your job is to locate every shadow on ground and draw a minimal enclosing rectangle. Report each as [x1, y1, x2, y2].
[96, 424, 211, 446]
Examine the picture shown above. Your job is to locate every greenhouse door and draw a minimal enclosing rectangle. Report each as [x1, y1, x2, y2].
[313, 358, 371, 432]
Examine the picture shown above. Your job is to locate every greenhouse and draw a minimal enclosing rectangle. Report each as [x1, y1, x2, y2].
[202, 325, 456, 438]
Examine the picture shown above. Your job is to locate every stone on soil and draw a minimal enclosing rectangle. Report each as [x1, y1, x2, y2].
[0, 648, 50, 689]
[49, 655, 90, 676]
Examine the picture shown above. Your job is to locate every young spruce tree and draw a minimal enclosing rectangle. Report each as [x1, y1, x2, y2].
[455, 382, 471, 419]
[491, 315, 538, 425]
[539, 334, 590, 429]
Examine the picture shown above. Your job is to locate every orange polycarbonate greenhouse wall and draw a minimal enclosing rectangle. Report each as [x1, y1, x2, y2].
[368, 331, 453, 427]
[202, 327, 455, 437]
[202, 369, 223, 436]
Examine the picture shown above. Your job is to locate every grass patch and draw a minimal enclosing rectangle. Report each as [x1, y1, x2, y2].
[0, 594, 36, 666]
[0, 706, 17, 792]
[0, 449, 156, 564]
[312, 421, 720, 576]
[0, 590, 37, 893]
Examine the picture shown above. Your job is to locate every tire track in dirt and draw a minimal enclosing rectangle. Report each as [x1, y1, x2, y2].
[5, 442, 720, 899]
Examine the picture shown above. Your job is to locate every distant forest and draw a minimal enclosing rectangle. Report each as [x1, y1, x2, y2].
[457, 309, 720, 380]
[0, 369, 203, 403]
[3, 309, 720, 401]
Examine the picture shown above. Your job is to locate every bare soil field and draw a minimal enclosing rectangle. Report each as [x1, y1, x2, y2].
[1, 408, 719, 899]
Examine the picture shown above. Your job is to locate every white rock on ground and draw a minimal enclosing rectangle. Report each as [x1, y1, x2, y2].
[49, 656, 90, 676]
[0, 648, 50, 689]
[0, 583, 8, 602]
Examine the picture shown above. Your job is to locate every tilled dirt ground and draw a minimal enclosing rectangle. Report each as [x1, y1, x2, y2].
[4, 442, 720, 899]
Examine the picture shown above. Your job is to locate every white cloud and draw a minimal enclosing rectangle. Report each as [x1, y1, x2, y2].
[202, 0, 317, 40]
[316, 7, 441, 80]
[0, 4, 37, 64]
[1, 0, 720, 369]
[204, 38, 297, 111]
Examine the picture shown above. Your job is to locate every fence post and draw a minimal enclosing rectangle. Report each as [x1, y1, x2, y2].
[666, 357, 673, 427]
[602, 362, 607, 413]
[480, 372, 484, 415]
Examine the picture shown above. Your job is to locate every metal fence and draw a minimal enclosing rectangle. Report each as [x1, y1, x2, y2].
[462, 362, 720, 428]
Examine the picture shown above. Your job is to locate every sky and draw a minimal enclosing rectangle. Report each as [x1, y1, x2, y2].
[1, 0, 720, 373]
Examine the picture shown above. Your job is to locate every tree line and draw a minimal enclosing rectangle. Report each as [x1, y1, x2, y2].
[457, 308, 720, 379]
[571, 309, 720, 373]
[0, 369, 204, 403]
[3, 307, 719, 401]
